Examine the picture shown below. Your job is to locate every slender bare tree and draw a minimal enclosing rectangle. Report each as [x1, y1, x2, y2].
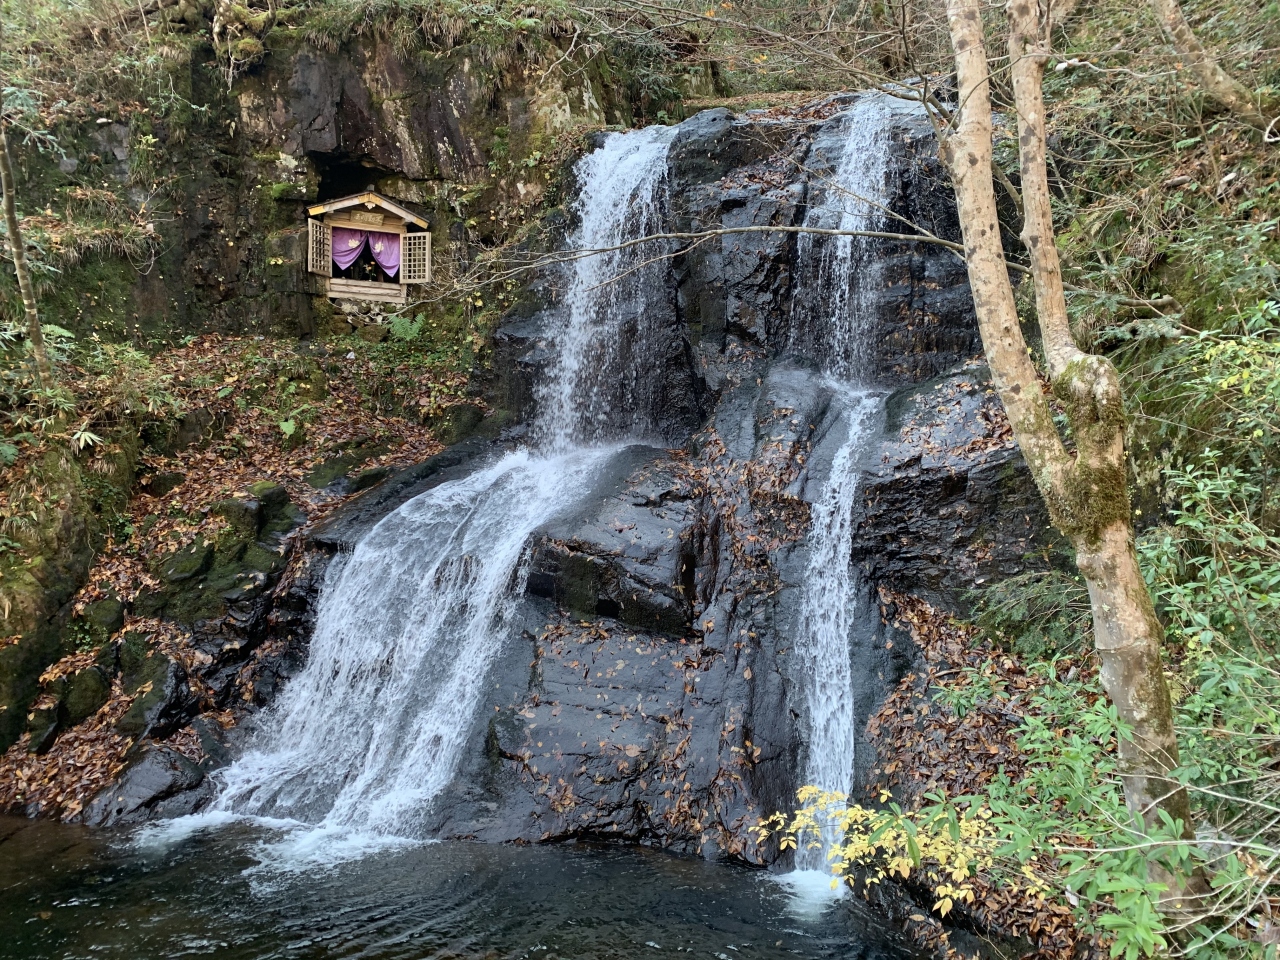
[0, 123, 49, 386]
[941, 0, 1207, 906]
[0, 21, 51, 386]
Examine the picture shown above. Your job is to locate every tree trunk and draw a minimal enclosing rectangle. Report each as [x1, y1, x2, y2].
[1147, 0, 1268, 127]
[943, 0, 1206, 908]
[0, 124, 51, 387]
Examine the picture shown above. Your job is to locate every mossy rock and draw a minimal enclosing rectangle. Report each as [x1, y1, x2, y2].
[158, 540, 214, 584]
[292, 367, 328, 402]
[304, 444, 388, 490]
[76, 597, 125, 648]
[0, 450, 97, 751]
[115, 657, 191, 741]
[305, 457, 356, 489]
[246, 481, 301, 535]
[247, 480, 289, 512]
[94, 639, 119, 676]
[212, 497, 262, 539]
[144, 407, 224, 457]
[144, 471, 187, 498]
[281, 422, 308, 452]
[64, 666, 111, 726]
[240, 542, 285, 574]
[427, 403, 487, 446]
[26, 705, 62, 754]
[24, 675, 68, 754]
[118, 631, 156, 691]
[134, 488, 297, 624]
[349, 465, 391, 492]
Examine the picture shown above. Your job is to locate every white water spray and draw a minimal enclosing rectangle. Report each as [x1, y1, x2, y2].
[213, 447, 618, 836]
[787, 95, 902, 883]
[193, 126, 677, 863]
[536, 124, 679, 451]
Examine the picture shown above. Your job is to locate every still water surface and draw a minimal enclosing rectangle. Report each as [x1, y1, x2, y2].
[0, 816, 920, 960]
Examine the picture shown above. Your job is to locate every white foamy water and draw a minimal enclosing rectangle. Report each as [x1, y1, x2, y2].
[788, 95, 903, 880]
[790, 95, 899, 378]
[211, 447, 618, 836]
[792, 388, 882, 878]
[535, 123, 678, 451]
[183, 125, 678, 866]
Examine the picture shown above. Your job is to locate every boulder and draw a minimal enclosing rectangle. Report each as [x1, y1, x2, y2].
[158, 540, 214, 584]
[145, 471, 187, 498]
[115, 657, 196, 741]
[212, 497, 262, 538]
[63, 667, 111, 726]
[77, 597, 125, 646]
[80, 745, 206, 827]
[26, 703, 62, 755]
[854, 362, 1067, 608]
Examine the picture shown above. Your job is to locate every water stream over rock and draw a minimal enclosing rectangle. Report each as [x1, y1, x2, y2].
[787, 97, 900, 878]
[51, 90, 1050, 905]
[212, 446, 621, 842]
[206, 126, 678, 857]
[536, 125, 679, 450]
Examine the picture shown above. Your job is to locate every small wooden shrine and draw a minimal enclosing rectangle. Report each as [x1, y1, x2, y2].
[306, 192, 431, 305]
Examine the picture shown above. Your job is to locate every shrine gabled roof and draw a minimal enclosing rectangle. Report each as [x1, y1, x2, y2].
[307, 192, 429, 230]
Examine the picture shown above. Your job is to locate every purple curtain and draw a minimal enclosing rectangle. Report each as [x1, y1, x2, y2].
[368, 231, 400, 278]
[331, 227, 368, 270]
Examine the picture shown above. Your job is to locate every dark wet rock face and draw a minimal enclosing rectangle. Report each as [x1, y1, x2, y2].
[413, 102, 1049, 859]
[81, 744, 207, 827]
[855, 361, 1066, 608]
[435, 612, 778, 860]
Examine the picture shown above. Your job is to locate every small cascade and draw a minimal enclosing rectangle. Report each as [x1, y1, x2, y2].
[536, 125, 679, 450]
[789, 95, 897, 378]
[788, 96, 901, 879]
[207, 126, 677, 856]
[214, 447, 618, 838]
[791, 387, 881, 875]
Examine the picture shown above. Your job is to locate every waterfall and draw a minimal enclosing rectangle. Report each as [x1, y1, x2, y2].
[788, 96, 899, 879]
[205, 125, 676, 858]
[536, 124, 678, 450]
[213, 447, 618, 839]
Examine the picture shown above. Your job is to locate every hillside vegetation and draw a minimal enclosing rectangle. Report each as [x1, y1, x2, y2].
[1, 0, 1279, 957]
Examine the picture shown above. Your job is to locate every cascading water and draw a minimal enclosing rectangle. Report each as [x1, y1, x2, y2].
[203, 125, 677, 860]
[536, 125, 679, 450]
[212, 447, 618, 844]
[788, 96, 901, 882]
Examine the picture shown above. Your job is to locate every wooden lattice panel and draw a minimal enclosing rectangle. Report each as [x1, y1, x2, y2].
[402, 231, 431, 283]
[307, 218, 332, 276]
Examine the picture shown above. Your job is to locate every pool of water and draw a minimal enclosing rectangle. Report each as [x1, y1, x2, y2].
[0, 816, 921, 960]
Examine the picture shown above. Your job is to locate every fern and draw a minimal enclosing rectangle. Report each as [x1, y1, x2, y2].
[389, 313, 425, 342]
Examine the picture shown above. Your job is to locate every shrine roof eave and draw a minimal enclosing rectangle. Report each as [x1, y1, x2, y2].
[306, 192, 430, 230]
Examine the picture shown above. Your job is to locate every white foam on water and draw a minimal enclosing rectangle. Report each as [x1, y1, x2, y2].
[773, 868, 848, 917]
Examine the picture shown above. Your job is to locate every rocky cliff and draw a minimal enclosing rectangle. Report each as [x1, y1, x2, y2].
[62, 96, 1063, 861]
[4, 26, 1058, 859]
